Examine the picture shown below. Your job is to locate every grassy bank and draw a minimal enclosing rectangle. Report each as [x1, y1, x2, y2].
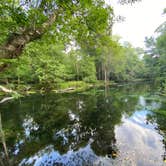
[0, 80, 116, 100]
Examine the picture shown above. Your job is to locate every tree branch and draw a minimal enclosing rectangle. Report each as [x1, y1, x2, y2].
[0, 85, 16, 93]
[0, 12, 57, 72]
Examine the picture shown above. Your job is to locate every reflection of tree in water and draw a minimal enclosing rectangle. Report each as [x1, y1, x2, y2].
[146, 101, 166, 162]
[0, 112, 10, 166]
[0, 85, 141, 165]
[34, 92, 122, 158]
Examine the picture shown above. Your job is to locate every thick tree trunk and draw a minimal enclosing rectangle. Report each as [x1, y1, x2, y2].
[0, 14, 57, 72]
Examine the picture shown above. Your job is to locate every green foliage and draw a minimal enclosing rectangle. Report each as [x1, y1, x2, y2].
[56, 81, 89, 91]
[162, 83, 166, 95]
[85, 7, 109, 33]
[108, 41, 144, 81]
[80, 56, 97, 83]
[0, 0, 148, 91]
[143, 20, 166, 86]
[0, 37, 97, 89]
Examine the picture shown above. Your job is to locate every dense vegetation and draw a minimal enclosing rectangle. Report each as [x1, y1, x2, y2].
[0, 1, 166, 165]
[143, 11, 166, 94]
[0, 0, 165, 94]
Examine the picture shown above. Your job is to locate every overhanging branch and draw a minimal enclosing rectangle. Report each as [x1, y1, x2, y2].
[0, 12, 57, 72]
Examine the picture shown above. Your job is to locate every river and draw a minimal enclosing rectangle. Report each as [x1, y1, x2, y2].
[0, 82, 166, 166]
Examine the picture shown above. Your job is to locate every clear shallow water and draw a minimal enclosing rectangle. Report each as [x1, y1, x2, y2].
[0, 83, 166, 166]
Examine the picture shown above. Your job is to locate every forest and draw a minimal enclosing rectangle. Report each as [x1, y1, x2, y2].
[0, 0, 166, 166]
[0, 0, 165, 95]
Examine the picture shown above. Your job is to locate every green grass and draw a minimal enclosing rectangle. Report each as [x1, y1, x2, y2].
[53, 81, 92, 93]
[56, 81, 89, 89]
[0, 80, 116, 97]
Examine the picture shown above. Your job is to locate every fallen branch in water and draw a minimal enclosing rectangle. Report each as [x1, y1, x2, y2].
[0, 97, 14, 104]
[0, 85, 16, 94]
[0, 85, 21, 104]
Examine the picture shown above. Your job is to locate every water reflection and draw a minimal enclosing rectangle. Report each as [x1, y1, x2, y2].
[0, 83, 166, 165]
[0, 113, 10, 166]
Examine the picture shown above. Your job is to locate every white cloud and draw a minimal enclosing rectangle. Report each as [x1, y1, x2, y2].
[109, 0, 166, 48]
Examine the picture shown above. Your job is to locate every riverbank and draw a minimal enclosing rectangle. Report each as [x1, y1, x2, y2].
[0, 81, 116, 101]
[1, 79, 165, 102]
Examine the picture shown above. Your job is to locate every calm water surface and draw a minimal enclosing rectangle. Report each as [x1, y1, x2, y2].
[0, 83, 166, 166]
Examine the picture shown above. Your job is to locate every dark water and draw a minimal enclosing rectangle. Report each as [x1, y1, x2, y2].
[0, 83, 166, 166]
